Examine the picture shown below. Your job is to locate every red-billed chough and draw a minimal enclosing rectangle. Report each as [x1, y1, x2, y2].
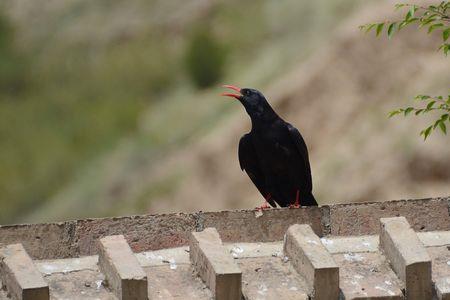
[221, 85, 317, 209]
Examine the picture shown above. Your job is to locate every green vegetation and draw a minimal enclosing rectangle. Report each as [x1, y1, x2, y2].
[185, 28, 227, 88]
[0, 11, 172, 222]
[0, 0, 362, 223]
[0, 13, 27, 95]
[360, 1, 450, 140]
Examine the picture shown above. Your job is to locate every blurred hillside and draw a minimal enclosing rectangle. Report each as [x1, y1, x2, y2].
[0, 0, 449, 224]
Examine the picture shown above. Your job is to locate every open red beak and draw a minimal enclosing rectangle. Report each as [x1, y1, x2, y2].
[221, 84, 242, 100]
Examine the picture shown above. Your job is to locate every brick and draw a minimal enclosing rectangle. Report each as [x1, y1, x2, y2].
[334, 251, 404, 300]
[321, 235, 379, 254]
[435, 277, 450, 300]
[77, 213, 197, 256]
[380, 217, 432, 300]
[283, 224, 339, 300]
[330, 198, 450, 235]
[418, 230, 450, 247]
[425, 245, 450, 300]
[98, 235, 148, 300]
[189, 228, 242, 300]
[0, 221, 77, 259]
[238, 257, 309, 300]
[0, 244, 49, 300]
[201, 206, 323, 243]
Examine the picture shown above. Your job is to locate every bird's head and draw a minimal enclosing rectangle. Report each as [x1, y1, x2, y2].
[221, 85, 275, 120]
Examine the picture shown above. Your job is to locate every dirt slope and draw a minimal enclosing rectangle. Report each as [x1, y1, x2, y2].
[147, 3, 450, 213]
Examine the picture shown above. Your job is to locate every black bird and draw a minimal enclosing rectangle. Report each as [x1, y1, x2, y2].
[221, 85, 317, 208]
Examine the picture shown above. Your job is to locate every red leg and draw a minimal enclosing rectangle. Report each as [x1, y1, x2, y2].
[289, 190, 301, 209]
[255, 193, 272, 210]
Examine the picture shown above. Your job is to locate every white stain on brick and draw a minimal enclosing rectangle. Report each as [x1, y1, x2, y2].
[169, 258, 177, 270]
[144, 252, 157, 260]
[375, 285, 395, 296]
[344, 253, 364, 262]
[320, 238, 334, 245]
[230, 245, 244, 258]
[254, 210, 263, 218]
[96, 280, 102, 289]
[40, 264, 59, 274]
[272, 251, 282, 257]
[257, 283, 268, 295]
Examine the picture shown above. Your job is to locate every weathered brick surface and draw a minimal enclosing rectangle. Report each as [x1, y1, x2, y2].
[425, 245, 450, 300]
[330, 198, 450, 235]
[189, 228, 242, 300]
[238, 257, 309, 299]
[144, 264, 213, 300]
[0, 244, 49, 300]
[98, 235, 147, 300]
[283, 224, 339, 300]
[76, 213, 197, 256]
[201, 206, 323, 243]
[418, 230, 450, 247]
[380, 217, 432, 300]
[0, 221, 77, 259]
[321, 235, 379, 254]
[0, 197, 448, 260]
[436, 277, 450, 300]
[333, 251, 404, 300]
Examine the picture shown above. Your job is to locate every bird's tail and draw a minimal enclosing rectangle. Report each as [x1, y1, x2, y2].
[302, 192, 318, 206]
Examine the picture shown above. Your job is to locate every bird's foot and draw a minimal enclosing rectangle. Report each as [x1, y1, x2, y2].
[255, 202, 271, 211]
[289, 190, 301, 208]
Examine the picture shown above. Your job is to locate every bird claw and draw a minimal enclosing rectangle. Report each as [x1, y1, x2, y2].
[289, 190, 301, 208]
[255, 202, 271, 211]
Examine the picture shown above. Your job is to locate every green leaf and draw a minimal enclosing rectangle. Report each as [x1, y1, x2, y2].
[439, 120, 447, 134]
[404, 107, 414, 116]
[419, 17, 437, 28]
[439, 43, 450, 55]
[398, 21, 408, 30]
[426, 101, 436, 109]
[415, 109, 424, 115]
[441, 114, 449, 122]
[415, 94, 431, 101]
[442, 43, 450, 56]
[376, 23, 384, 36]
[421, 125, 433, 140]
[362, 23, 376, 33]
[405, 10, 412, 20]
[444, 28, 450, 41]
[433, 118, 441, 129]
[394, 3, 406, 10]
[406, 17, 419, 25]
[388, 23, 396, 38]
[409, 5, 417, 17]
[388, 110, 401, 118]
[428, 23, 444, 34]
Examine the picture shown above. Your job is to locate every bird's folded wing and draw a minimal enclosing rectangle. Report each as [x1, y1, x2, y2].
[286, 123, 313, 191]
[238, 133, 274, 206]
